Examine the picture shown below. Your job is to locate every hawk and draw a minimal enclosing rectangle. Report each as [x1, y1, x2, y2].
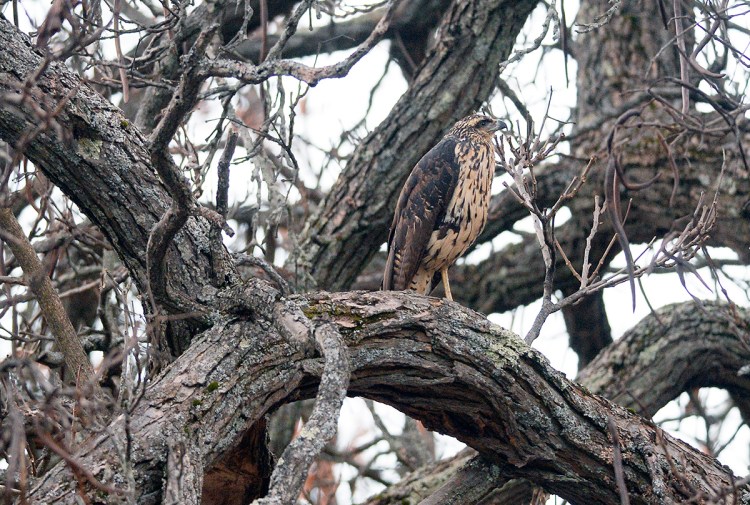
[383, 114, 506, 300]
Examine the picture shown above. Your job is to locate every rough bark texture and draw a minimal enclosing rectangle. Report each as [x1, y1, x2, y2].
[579, 301, 750, 415]
[25, 291, 750, 505]
[360, 301, 750, 504]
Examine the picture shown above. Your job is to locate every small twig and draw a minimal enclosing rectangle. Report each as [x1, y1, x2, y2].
[217, 129, 239, 220]
[580, 195, 604, 288]
[673, 0, 691, 116]
[576, 0, 621, 33]
[265, 0, 314, 62]
[608, 416, 631, 505]
[365, 401, 425, 471]
[34, 430, 122, 496]
[499, 0, 560, 72]
[604, 110, 643, 310]
[548, 151, 591, 215]
[588, 225, 625, 282]
[555, 238, 582, 282]
[113, 0, 130, 103]
[654, 131, 680, 207]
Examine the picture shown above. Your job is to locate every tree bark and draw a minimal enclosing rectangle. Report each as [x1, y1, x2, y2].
[2, 2, 750, 504]
[362, 301, 750, 504]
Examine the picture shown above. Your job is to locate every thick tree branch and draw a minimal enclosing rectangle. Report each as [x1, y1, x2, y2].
[579, 301, 750, 414]
[362, 300, 750, 504]
[146, 24, 223, 308]
[419, 456, 509, 505]
[26, 290, 749, 504]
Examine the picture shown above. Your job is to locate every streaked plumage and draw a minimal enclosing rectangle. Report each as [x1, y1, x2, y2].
[383, 114, 505, 300]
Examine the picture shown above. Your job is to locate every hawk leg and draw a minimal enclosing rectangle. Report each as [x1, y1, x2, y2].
[441, 267, 453, 301]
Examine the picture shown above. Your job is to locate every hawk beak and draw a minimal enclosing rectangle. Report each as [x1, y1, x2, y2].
[491, 120, 508, 132]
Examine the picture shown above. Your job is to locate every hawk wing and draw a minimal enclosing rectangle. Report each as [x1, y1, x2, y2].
[383, 137, 459, 291]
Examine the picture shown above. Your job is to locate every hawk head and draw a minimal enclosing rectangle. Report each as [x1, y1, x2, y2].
[450, 114, 507, 142]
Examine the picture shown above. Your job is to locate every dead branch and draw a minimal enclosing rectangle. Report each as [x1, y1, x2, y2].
[0, 209, 99, 392]
[255, 322, 349, 505]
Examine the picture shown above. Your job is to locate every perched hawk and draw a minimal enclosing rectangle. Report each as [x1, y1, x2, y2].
[383, 114, 506, 300]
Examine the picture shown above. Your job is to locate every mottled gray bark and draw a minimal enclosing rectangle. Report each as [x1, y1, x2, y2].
[2, 0, 749, 503]
[363, 301, 750, 504]
[25, 291, 749, 504]
[579, 301, 750, 414]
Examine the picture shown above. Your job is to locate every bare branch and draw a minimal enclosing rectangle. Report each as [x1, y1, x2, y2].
[209, 1, 400, 87]
[608, 416, 631, 505]
[253, 322, 350, 505]
[0, 209, 100, 392]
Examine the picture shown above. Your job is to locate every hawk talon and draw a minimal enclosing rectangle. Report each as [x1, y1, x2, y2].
[441, 268, 453, 301]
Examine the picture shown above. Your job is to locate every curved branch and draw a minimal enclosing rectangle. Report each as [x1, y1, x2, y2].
[254, 322, 350, 505]
[27, 290, 749, 504]
[579, 300, 750, 414]
[363, 300, 750, 504]
[207, 0, 398, 86]
[231, 0, 450, 67]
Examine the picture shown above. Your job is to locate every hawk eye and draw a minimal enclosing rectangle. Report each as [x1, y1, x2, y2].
[478, 118, 492, 127]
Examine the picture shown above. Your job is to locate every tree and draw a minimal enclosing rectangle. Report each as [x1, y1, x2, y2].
[0, 0, 748, 503]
